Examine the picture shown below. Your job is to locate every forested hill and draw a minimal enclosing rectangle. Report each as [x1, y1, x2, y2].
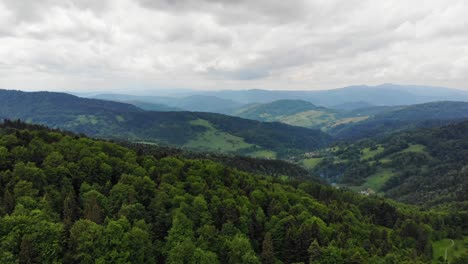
[0, 121, 466, 263]
[0, 89, 331, 158]
[232, 100, 349, 130]
[0, 89, 142, 116]
[234, 100, 326, 120]
[330, 101, 468, 140]
[313, 119, 468, 208]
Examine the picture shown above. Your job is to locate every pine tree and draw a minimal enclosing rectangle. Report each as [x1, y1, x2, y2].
[261, 232, 275, 264]
[3, 189, 14, 214]
[63, 190, 78, 231]
[19, 236, 38, 264]
[308, 239, 321, 264]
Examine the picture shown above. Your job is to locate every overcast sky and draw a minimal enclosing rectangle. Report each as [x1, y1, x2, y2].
[1, 0, 467, 92]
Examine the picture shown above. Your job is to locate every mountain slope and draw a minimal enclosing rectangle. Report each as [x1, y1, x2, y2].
[94, 94, 242, 114]
[234, 100, 324, 120]
[0, 89, 331, 158]
[313, 119, 468, 207]
[172, 95, 243, 113]
[113, 100, 181, 112]
[233, 100, 369, 130]
[331, 101, 468, 140]
[0, 121, 464, 263]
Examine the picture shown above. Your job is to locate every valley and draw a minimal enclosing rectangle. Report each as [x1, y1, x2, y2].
[0, 86, 467, 263]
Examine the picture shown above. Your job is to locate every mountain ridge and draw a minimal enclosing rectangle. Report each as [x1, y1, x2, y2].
[0, 89, 331, 158]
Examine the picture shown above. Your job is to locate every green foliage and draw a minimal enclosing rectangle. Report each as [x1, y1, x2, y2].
[432, 237, 468, 263]
[0, 121, 464, 263]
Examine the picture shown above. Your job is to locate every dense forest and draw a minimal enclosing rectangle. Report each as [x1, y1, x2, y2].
[119, 141, 321, 182]
[0, 120, 467, 263]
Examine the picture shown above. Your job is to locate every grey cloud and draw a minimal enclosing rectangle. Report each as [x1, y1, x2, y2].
[0, 0, 467, 91]
[3, 0, 110, 23]
[136, 0, 310, 25]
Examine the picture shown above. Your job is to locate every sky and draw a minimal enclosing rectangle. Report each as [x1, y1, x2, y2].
[0, 0, 467, 93]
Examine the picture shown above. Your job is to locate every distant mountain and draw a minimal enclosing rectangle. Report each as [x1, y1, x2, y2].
[340, 105, 404, 118]
[203, 84, 468, 106]
[93, 94, 243, 114]
[117, 100, 182, 112]
[331, 101, 468, 140]
[232, 100, 371, 130]
[331, 101, 375, 111]
[171, 95, 243, 114]
[0, 89, 331, 158]
[234, 100, 324, 120]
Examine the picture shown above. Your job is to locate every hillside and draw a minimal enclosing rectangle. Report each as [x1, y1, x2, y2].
[331, 101, 468, 140]
[0, 89, 331, 158]
[115, 100, 181, 112]
[311, 119, 468, 208]
[94, 94, 242, 114]
[234, 100, 324, 120]
[233, 100, 367, 130]
[0, 121, 466, 263]
[235, 100, 468, 138]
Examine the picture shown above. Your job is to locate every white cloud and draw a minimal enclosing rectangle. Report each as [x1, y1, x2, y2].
[0, 0, 467, 92]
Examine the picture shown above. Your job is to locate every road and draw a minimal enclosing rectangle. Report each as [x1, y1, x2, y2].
[444, 239, 455, 263]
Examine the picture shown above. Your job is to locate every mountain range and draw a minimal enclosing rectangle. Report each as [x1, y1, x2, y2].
[0, 89, 330, 158]
[91, 83, 468, 113]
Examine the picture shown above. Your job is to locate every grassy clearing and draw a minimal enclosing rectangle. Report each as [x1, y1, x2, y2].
[401, 144, 426, 154]
[331, 116, 369, 127]
[278, 110, 337, 129]
[361, 168, 393, 192]
[77, 115, 99, 125]
[432, 237, 468, 263]
[115, 115, 125, 122]
[361, 146, 385, 161]
[185, 119, 254, 152]
[302, 158, 324, 170]
[248, 150, 277, 159]
[349, 168, 393, 193]
[379, 158, 392, 164]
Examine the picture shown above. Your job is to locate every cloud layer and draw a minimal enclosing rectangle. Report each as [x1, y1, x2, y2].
[1, 0, 467, 92]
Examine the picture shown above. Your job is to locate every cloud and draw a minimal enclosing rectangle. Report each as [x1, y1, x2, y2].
[0, 0, 467, 92]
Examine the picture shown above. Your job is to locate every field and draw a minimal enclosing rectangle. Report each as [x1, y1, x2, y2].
[76, 115, 99, 125]
[432, 237, 468, 263]
[248, 150, 277, 159]
[185, 119, 254, 152]
[361, 146, 384, 160]
[361, 168, 393, 192]
[279, 110, 336, 129]
[302, 158, 324, 170]
[401, 144, 427, 154]
[330, 116, 369, 127]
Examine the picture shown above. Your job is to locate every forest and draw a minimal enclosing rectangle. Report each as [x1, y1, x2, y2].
[0, 89, 331, 158]
[0, 120, 467, 263]
[313, 120, 468, 209]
